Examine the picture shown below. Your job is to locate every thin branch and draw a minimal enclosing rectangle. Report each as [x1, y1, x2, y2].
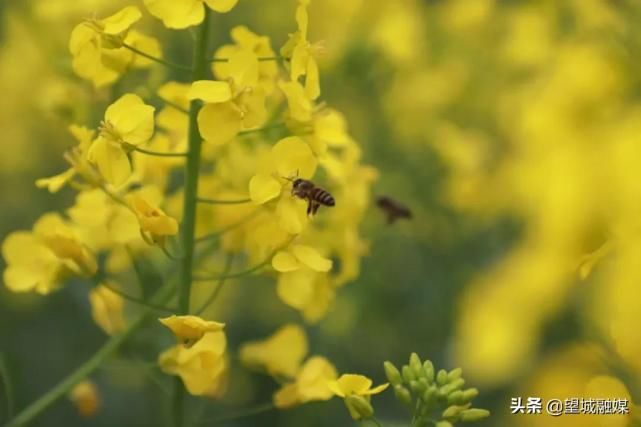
[195, 253, 235, 315]
[193, 237, 295, 282]
[210, 56, 286, 63]
[133, 146, 188, 158]
[196, 197, 252, 205]
[122, 43, 191, 72]
[100, 282, 176, 313]
[161, 98, 189, 114]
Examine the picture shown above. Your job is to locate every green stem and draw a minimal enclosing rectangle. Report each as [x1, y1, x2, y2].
[133, 146, 188, 157]
[196, 197, 251, 205]
[100, 281, 176, 313]
[173, 9, 211, 427]
[4, 282, 175, 427]
[192, 236, 295, 281]
[210, 56, 285, 63]
[122, 42, 191, 72]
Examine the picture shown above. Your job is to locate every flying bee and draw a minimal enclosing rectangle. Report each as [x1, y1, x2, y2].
[376, 195, 412, 224]
[287, 177, 336, 216]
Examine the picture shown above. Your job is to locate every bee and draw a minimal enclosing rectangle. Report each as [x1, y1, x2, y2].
[376, 196, 412, 224]
[289, 177, 336, 215]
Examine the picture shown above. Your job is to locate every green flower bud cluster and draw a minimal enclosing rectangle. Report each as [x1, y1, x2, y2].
[383, 353, 489, 426]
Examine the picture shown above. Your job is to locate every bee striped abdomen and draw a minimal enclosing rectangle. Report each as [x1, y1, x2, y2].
[311, 187, 335, 206]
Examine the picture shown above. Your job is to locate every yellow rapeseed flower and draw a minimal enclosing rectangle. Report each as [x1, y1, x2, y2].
[281, 0, 322, 100]
[239, 324, 308, 378]
[248, 136, 317, 205]
[88, 94, 155, 186]
[69, 380, 100, 418]
[158, 330, 228, 397]
[89, 284, 126, 335]
[189, 50, 267, 145]
[69, 6, 160, 87]
[328, 374, 389, 420]
[213, 26, 279, 94]
[128, 194, 179, 247]
[273, 356, 337, 408]
[159, 315, 225, 345]
[144, 0, 239, 29]
[2, 213, 97, 294]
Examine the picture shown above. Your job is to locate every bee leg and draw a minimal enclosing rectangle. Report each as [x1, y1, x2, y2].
[306, 200, 313, 216]
[312, 202, 320, 215]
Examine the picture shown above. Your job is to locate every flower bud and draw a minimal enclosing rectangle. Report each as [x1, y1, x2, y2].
[436, 422, 453, 427]
[449, 378, 465, 391]
[460, 408, 490, 422]
[383, 361, 403, 386]
[442, 405, 465, 419]
[461, 388, 479, 403]
[422, 384, 438, 405]
[447, 368, 463, 381]
[345, 395, 374, 420]
[447, 390, 464, 405]
[402, 365, 416, 383]
[423, 360, 435, 382]
[436, 369, 448, 385]
[410, 380, 421, 393]
[409, 353, 423, 377]
[394, 385, 413, 407]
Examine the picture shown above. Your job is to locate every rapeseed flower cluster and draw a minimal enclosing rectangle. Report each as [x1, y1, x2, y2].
[0, 1, 423, 425]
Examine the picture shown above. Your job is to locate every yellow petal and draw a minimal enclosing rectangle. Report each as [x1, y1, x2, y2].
[239, 324, 308, 378]
[275, 196, 307, 234]
[144, 0, 204, 29]
[36, 169, 76, 193]
[228, 50, 259, 88]
[89, 284, 126, 335]
[296, 356, 338, 401]
[363, 383, 389, 395]
[87, 137, 131, 186]
[333, 374, 373, 396]
[158, 81, 191, 109]
[159, 315, 225, 342]
[305, 57, 321, 100]
[295, 2, 309, 37]
[101, 6, 142, 35]
[203, 0, 239, 13]
[249, 174, 281, 204]
[279, 80, 312, 122]
[292, 245, 332, 272]
[272, 251, 300, 272]
[105, 94, 155, 145]
[272, 136, 317, 179]
[273, 383, 300, 408]
[188, 80, 232, 103]
[277, 270, 315, 309]
[291, 41, 309, 82]
[197, 102, 242, 144]
[69, 381, 100, 417]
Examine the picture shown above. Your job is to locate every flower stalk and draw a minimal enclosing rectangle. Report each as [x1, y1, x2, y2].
[172, 8, 211, 427]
